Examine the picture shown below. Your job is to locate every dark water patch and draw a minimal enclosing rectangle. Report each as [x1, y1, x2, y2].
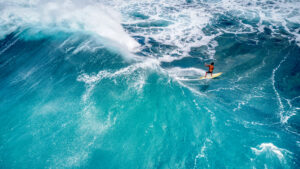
[264, 27, 272, 35]
[123, 24, 165, 34]
[214, 31, 293, 74]
[274, 45, 300, 98]
[240, 15, 260, 26]
[68, 48, 126, 74]
[0, 32, 19, 51]
[135, 20, 173, 28]
[164, 6, 180, 12]
[202, 24, 222, 36]
[130, 12, 150, 20]
[277, 26, 292, 36]
[140, 37, 177, 56]
[286, 21, 300, 32]
[189, 46, 211, 59]
[212, 13, 240, 29]
[133, 35, 146, 45]
[287, 114, 300, 135]
[199, 84, 210, 92]
[160, 56, 202, 68]
[122, 24, 146, 34]
[236, 99, 280, 123]
[123, 21, 172, 32]
[219, 17, 236, 27]
[214, 35, 261, 72]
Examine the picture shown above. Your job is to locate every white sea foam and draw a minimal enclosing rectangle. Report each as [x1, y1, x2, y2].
[96, 0, 219, 62]
[251, 143, 289, 161]
[102, 0, 300, 66]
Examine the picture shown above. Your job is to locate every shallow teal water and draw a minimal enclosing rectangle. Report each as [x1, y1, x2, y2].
[0, 0, 300, 168]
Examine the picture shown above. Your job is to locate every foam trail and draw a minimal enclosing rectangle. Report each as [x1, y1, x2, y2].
[165, 67, 206, 81]
[271, 55, 288, 123]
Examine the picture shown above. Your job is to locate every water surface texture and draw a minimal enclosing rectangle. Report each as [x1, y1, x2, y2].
[0, 0, 300, 168]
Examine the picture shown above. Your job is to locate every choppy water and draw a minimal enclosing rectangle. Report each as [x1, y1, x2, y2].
[0, 0, 300, 168]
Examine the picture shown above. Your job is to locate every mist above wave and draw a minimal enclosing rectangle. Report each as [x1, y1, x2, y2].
[0, 0, 140, 52]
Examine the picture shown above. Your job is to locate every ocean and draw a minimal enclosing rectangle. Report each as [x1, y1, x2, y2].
[0, 0, 299, 168]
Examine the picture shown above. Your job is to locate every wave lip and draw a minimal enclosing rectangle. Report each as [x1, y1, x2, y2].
[0, 1, 140, 52]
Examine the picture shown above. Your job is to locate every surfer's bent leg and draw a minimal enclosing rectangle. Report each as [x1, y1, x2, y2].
[206, 71, 212, 78]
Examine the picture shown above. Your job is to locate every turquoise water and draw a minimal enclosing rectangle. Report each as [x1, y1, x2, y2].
[0, 0, 300, 168]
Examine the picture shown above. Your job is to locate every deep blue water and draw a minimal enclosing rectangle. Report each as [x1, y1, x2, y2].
[0, 0, 300, 168]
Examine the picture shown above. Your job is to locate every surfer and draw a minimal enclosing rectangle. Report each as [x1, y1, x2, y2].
[205, 62, 214, 78]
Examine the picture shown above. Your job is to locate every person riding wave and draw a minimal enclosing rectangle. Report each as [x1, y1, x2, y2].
[205, 62, 214, 78]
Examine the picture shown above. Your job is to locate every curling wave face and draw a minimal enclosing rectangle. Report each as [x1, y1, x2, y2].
[0, 0, 300, 168]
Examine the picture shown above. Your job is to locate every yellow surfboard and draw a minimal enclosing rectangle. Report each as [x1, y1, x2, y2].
[199, 72, 222, 80]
